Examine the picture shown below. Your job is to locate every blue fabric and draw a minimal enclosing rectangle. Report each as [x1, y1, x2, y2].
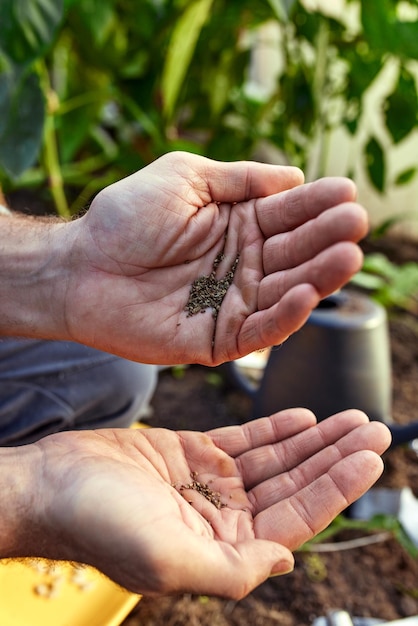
[0, 338, 157, 446]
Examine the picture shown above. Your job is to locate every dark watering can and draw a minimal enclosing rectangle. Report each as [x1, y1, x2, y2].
[224, 289, 418, 448]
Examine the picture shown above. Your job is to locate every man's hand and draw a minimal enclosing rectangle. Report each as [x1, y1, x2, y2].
[64, 151, 368, 365]
[4, 409, 390, 598]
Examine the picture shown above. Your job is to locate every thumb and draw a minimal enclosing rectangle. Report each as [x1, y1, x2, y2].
[162, 537, 294, 599]
[203, 539, 295, 599]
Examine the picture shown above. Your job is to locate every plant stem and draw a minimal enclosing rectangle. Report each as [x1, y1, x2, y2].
[300, 531, 392, 552]
[306, 17, 331, 181]
[43, 115, 71, 218]
[38, 62, 71, 219]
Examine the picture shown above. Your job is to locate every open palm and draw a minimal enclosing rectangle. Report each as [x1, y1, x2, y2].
[35, 409, 390, 598]
[65, 152, 368, 365]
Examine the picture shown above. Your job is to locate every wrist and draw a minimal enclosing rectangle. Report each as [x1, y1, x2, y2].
[0, 214, 76, 340]
[0, 444, 45, 558]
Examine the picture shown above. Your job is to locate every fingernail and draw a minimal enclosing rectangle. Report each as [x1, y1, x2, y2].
[269, 560, 295, 577]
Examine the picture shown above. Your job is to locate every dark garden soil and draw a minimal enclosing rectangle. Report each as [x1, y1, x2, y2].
[122, 234, 418, 626]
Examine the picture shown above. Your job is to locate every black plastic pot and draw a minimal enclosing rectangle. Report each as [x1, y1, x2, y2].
[224, 289, 418, 448]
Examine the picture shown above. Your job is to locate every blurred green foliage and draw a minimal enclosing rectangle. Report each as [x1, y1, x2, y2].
[300, 512, 418, 560]
[352, 252, 418, 314]
[0, 0, 418, 216]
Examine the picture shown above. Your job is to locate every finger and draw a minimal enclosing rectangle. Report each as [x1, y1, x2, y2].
[256, 177, 357, 237]
[207, 408, 317, 457]
[203, 157, 304, 203]
[146, 527, 294, 598]
[263, 203, 369, 274]
[233, 283, 320, 358]
[254, 449, 385, 551]
[249, 419, 392, 505]
[236, 410, 371, 490]
[258, 241, 364, 311]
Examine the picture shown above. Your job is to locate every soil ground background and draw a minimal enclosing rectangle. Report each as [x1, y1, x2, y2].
[122, 235, 418, 626]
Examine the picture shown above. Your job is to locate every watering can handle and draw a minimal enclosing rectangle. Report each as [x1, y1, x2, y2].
[388, 422, 418, 448]
[221, 362, 418, 449]
[221, 361, 258, 398]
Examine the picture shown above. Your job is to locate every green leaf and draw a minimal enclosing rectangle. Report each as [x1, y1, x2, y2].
[0, 67, 12, 139]
[362, 252, 397, 280]
[170, 365, 188, 380]
[371, 215, 407, 238]
[395, 166, 418, 186]
[0, 67, 45, 177]
[361, 0, 397, 54]
[361, 0, 418, 60]
[206, 49, 236, 117]
[359, 253, 418, 313]
[0, 0, 63, 66]
[397, 21, 418, 60]
[344, 48, 383, 103]
[384, 68, 418, 144]
[265, 0, 298, 22]
[365, 136, 385, 192]
[161, 0, 214, 120]
[389, 263, 418, 306]
[264, 0, 286, 21]
[350, 270, 386, 291]
[70, 0, 117, 48]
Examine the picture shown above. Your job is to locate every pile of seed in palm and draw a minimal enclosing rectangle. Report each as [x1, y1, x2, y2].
[184, 251, 240, 320]
[176, 472, 226, 510]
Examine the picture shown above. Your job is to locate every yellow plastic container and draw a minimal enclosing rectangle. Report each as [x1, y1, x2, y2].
[0, 558, 140, 626]
[0, 423, 150, 625]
